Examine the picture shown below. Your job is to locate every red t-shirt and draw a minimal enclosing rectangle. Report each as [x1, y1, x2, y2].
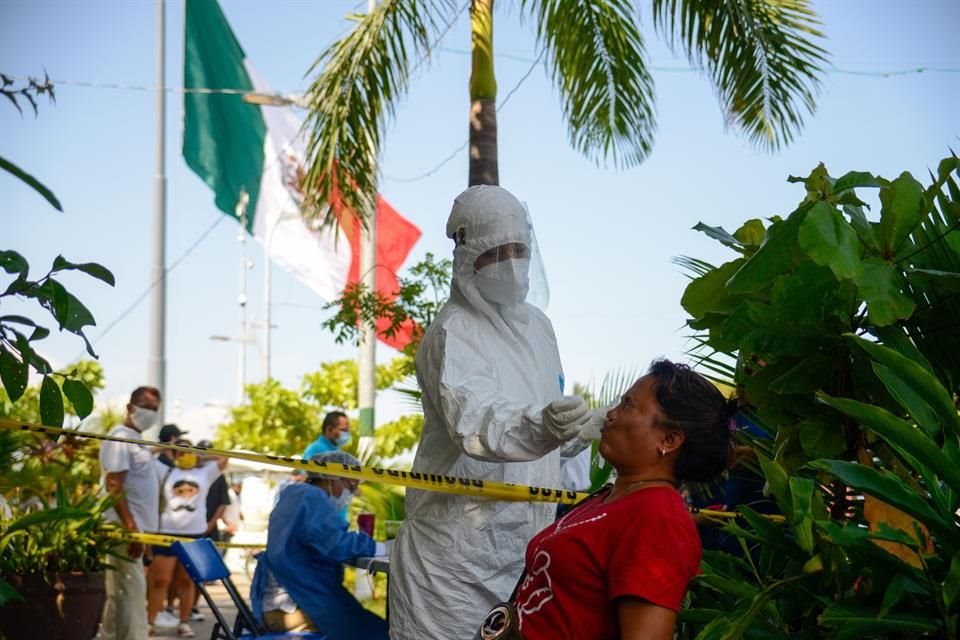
[514, 486, 701, 640]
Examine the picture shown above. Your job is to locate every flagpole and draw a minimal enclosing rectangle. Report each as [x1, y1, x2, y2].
[357, 0, 378, 460]
[147, 0, 167, 420]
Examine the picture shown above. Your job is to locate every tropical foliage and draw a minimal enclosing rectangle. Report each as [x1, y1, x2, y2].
[300, 0, 828, 225]
[677, 156, 960, 638]
[0, 77, 114, 427]
[215, 357, 420, 458]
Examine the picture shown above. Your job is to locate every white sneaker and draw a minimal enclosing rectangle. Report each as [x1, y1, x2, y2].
[177, 622, 196, 638]
[189, 607, 205, 622]
[153, 610, 179, 629]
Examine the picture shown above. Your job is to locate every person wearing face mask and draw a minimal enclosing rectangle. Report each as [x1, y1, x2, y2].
[249, 451, 389, 639]
[147, 439, 227, 637]
[99, 386, 164, 640]
[388, 185, 597, 640]
[302, 411, 352, 459]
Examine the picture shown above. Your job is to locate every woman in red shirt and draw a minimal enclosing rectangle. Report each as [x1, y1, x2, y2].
[499, 359, 735, 640]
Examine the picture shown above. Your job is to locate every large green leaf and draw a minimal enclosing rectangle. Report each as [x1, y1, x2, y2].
[807, 460, 951, 538]
[833, 171, 882, 194]
[853, 258, 915, 326]
[0, 345, 28, 402]
[870, 363, 939, 438]
[944, 554, 960, 612]
[799, 201, 862, 280]
[0, 154, 63, 211]
[681, 259, 744, 317]
[842, 204, 881, 254]
[798, 418, 846, 459]
[726, 215, 801, 294]
[0, 250, 29, 279]
[756, 453, 792, 516]
[879, 172, 925, 254]
[51, 255, 116, 287]
[817, 393, 960, 494]
[846, 333, 960, 441]
[62, 378, 94, 419]
[819, 604, 940, 639]
[788, 476, 815, 554]
[39, 374, 64, 427]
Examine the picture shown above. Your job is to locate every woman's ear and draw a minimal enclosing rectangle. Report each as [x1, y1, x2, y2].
[662, 429, 685, 455]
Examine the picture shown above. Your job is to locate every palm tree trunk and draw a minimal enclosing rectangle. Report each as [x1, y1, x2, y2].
[469, 0, 497, 186]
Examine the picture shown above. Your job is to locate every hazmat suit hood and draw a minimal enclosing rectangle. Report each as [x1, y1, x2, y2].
[446, 185, 548, 335]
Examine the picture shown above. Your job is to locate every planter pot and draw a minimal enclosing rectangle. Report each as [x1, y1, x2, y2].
[0, 571, 105, 640]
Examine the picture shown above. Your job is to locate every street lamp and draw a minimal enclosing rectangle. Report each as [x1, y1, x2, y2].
[241, 92, 309, 109]
[210, 333, 256, 403]
[263, 211, 299, 381]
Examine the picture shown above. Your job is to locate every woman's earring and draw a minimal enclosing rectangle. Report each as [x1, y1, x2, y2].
[657, 447, 665, 457]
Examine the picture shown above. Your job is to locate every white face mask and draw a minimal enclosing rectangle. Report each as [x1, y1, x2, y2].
[332, 488, 354, 512]
[130, 406, 159, 431]
[474, 258, 530, 306]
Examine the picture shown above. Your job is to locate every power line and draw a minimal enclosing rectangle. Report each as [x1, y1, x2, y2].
[76, 215, 226, 360]
[382, 48, 547, 184]
[9, 55, 953, 100]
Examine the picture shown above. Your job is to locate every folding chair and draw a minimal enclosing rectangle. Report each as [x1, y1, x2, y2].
[172, 538, 326, 640]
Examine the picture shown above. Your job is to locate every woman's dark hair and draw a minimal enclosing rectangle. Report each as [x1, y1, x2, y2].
[648, 359, 735, 483]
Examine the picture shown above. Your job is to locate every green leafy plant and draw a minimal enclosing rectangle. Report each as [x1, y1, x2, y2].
[676, 155, 960, 638]
[1, 77, 115, 427]
[0, 429, 124, 606]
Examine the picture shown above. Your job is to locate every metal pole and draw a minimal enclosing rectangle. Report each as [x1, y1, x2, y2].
[236, 190, 249, 404]
[263, 219, 275, 382]
[357, 0, 378, 458]
[147, 0, 167, 421]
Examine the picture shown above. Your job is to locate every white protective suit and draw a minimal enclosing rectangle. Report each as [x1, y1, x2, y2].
[389, 186, 575, 640]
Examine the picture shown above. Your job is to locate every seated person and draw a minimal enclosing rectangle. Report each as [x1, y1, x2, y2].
[250, 451, 389, 640]
[481, 359, 734, 640]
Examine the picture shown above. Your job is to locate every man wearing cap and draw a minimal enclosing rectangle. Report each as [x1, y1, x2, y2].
[157, 423, 188, 467]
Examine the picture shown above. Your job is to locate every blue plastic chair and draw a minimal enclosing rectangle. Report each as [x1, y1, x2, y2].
[172, 538, 326, 640]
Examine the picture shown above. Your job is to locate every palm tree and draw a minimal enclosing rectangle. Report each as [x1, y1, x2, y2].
[301, 0, 828, 223]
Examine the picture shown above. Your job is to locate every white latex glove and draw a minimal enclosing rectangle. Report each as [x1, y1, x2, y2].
[374, 539, 394, 557]
[542, 396, 590, 441]
[579, 406, 612, 442]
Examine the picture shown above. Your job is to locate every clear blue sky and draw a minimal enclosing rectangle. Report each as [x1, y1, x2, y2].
[2, 0, 958, 438]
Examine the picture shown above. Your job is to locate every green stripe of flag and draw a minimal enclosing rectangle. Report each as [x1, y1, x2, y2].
[183, 0, 265, 231]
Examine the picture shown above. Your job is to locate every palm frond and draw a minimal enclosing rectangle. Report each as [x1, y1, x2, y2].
[673, 254, 717, 278]
[523, 0, 656, 168]
[652, 0, 828, 151]
[302, 0, 459, 226]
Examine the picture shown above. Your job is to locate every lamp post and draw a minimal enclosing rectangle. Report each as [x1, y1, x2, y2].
[210, 333, 256, 404]
[263, 211, 298, 382]
[147, 0, 167, 421]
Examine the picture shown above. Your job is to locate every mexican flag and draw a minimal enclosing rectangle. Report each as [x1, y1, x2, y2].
[182, 0, 421, 349]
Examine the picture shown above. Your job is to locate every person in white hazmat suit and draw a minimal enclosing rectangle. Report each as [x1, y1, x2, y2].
[388, 185, 595, 640]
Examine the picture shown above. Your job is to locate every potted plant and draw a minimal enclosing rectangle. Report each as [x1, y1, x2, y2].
[0, 430, 125, 640]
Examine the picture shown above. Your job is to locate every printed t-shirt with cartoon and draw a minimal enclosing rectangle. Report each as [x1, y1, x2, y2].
[514, 486, 701, 640]
[159, 463, 223, 536]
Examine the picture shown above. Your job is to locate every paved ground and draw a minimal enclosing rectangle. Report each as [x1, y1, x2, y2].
[148, 572, 249, 640]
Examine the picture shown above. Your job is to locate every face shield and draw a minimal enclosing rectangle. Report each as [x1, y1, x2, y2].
[446, 186, 550, 330]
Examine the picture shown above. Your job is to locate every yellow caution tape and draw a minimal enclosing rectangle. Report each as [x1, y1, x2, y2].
[0, 418, 587, 505]
[0, 418, 785, 521]
[107, 530, 265, 549]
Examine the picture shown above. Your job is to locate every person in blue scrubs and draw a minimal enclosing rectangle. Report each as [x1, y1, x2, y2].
[302, 412, 351, 459]
[250, 451, 388, 638]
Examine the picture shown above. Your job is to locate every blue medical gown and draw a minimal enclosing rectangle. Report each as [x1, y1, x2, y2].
[250, 482, 388, 640]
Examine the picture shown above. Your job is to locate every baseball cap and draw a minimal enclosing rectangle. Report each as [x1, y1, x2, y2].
[159, 424, 188, 443]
